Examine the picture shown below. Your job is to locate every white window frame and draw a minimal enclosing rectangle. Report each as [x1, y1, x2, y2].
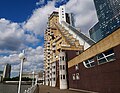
[97, 49, 115, 65]
[72, 74, 75, 80]
[76, 73, 80, 80]
[75, 64, 79, 70]
[83, 57, 95, 68]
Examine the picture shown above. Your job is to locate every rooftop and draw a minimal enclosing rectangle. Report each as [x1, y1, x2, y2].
[61, 21, 95, 45]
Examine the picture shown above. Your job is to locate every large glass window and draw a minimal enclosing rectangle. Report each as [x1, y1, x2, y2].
[97, 49, 115, 64]
[83, 57, 95, 68]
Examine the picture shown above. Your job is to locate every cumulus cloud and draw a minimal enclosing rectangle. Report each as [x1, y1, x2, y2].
[66, 0, 98, 35]
[24, 0, 98, 36]
[0, 0, 98, 77]
[0, 18, 41, 51]
[0, 46, 44, 75]
[0, 18, 25, 50]
[36, 0, 45, 6]
[24, 1, 57, 36]
[0, 1, 55, 76]
[0, 17, 43, 75]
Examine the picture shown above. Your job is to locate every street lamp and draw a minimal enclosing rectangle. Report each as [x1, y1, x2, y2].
[18, 51, 26, 93]
[32, 71, 35, 87]
[35, 75, 38, 85]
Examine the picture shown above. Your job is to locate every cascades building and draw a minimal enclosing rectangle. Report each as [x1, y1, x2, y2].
[44, 6, 94, 89]
[44, 5, 120, 93]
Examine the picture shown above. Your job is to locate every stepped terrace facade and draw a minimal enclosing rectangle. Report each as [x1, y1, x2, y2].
[44, 6, 94, 89]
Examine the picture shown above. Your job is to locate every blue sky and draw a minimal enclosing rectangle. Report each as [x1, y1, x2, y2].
[0, 0, 69, 22]
[0, 0, 98, 77]
[0, 0, 37, 22]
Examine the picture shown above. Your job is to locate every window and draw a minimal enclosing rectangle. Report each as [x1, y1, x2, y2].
[61, 75, 62, 79]
[76, 73, 80, 80]
[53, 72, 55, 75]
[97, 49, 115, 64]
[53, 66, 55, 69]
[60, 65, 62, 70]
[83, 57, 95, 68]
[63, 75, 65, 79]
[72, 74, 75, 80]
[62, 56, 65, 61]
[76, 51, 80, 55]
[48, 52, 50, 54]
[60, 57, 61, 61]
[63, 65, 65, 70]
[53, 78, 55, 81]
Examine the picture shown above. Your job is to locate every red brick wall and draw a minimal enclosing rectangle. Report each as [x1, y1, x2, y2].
[68, 45, 120, 93]
[66, 50, 78, 61]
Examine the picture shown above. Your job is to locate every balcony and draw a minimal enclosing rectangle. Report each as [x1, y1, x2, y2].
[50, 32, 54, 36]
[47, 50, 50, 53]
[61, 44, 70, 47]
[47, 44, 50, 47]
[52, 47, 56, 51]
[52, 42, 56, 46]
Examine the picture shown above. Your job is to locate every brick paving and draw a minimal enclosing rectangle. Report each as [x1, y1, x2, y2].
[38, 85, 91, 93]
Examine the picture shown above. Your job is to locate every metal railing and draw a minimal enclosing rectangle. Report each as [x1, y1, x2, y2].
[24, 84, 38, 93]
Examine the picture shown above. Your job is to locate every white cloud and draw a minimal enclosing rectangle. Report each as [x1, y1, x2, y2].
[0, 18, 41, 51]
[0, 0, 98, 76]
[25, 34, 40, 43]
[0, 18, 25, 50]
[24, 1, 57, 36]
[23, 46, 44, 72]
[65, 0, 98, 35]
[0, 46, 44, 76]
[36, 0, 45, 6]
[24, 0, 98, 36]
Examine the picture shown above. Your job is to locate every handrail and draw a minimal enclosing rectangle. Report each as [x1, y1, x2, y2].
[24, 84, 38, 93]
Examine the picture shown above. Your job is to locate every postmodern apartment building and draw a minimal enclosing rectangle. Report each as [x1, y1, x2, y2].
[3, 63, 11, 79]
[44, 6, 94, 89]
[89, 0, 120, 42]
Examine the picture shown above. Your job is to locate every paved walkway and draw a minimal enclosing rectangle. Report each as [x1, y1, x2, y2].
[38, 85, 92, 93]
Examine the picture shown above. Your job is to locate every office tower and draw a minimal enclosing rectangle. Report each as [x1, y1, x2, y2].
[89, 0, 120, 42]
[3, 63, 11, 78]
